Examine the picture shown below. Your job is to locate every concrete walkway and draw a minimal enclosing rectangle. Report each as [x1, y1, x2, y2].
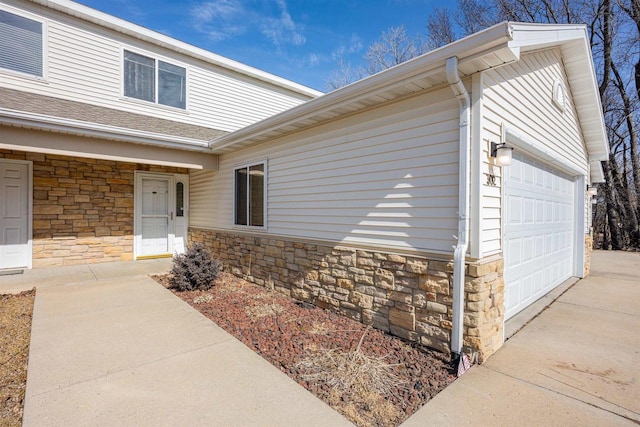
[1, 260, 350, 426]
[403, 250, 640, 426]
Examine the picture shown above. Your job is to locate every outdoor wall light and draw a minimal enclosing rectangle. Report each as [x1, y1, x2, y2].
[490, 142, 513, 167]
[587, 186, 598, 196]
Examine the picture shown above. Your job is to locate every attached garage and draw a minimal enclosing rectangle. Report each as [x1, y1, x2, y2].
[503, 152, 577, 319]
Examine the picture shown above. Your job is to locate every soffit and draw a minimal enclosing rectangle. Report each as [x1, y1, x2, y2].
[209, 21, 609, 177]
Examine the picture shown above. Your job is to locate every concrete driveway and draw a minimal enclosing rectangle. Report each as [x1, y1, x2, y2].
[403, 250, 640, 426]
[5, 260, 351, 426]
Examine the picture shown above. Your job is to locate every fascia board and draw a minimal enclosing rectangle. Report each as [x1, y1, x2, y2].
[590, 160, 606, 183]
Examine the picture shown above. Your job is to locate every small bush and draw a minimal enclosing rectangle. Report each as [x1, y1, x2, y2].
[170, 243, 221, 291]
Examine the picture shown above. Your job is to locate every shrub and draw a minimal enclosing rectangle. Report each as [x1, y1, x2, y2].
[170, 243, 221, 291]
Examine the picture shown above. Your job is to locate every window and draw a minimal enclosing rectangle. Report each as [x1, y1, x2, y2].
[0, 9, 43, 77]
[176, 182, 184, 217]
[123, 50, 186, 109]
[234, 162, 265, 227]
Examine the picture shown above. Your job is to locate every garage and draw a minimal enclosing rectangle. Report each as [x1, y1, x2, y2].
[503, 152, 577, 319]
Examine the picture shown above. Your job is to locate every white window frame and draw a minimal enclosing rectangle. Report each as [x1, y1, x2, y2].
[120, 47, 188, 111]
[233, 159, 267, 230]
[0, 4, 47, 82]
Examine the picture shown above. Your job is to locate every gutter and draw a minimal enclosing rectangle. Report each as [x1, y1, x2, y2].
[446, 56, 471, 358]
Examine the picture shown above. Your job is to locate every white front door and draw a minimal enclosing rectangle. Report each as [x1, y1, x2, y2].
[135, 172, 189, 258]
[503, 152, 576, 319]
[0, 160, 30, 269]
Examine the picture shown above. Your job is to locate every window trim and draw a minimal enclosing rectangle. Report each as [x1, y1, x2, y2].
[120, 46, 188, 111]
[233, 159, 268, 230]
[0, 4, 48, 82]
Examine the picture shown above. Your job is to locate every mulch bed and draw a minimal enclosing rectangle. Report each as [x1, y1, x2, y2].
[153, 273, 456, 426]
[0, 289, 35, 427]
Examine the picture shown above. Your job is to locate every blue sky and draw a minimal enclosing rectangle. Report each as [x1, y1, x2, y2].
[74, 0, 452, 92]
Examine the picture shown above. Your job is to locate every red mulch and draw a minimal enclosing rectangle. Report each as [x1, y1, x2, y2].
[153, 273, 456, 426]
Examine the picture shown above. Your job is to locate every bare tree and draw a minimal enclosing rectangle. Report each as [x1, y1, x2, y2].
[326, 26, 425, 89]
[427, 8, 457, 49]
[325, 59, 365, 91]
[364, 26, 426, 74]
[455, 0, 498, 34]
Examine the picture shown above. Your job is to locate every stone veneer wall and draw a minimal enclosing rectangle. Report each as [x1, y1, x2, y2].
[584, 232, 593, 277]
[189, 228, 505, 362]
[0, 150, 187, 267]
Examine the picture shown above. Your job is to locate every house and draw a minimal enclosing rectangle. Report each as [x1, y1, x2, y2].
[188, 23, 608, 361]
[0, 0, 320, 268]
[0, 0, 608, 362]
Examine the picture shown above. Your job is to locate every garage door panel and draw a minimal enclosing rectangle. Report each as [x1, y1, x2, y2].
[506, 278, 522, 313]
[504, 153, 576, 319]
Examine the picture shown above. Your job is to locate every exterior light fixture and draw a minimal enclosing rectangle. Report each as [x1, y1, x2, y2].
[587, 186, 597, 196]
[490, 142, 513, 167]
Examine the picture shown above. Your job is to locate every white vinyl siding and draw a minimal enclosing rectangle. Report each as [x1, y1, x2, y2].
[0, 8, 43, 77]
[0, 3, 311, 132]
[479, 49, 588, 257]
[191, 87, 461, 255]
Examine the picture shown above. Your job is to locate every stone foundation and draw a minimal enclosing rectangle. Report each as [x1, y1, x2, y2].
[189, 228, 505, 361]
[0, 150, 187, 267]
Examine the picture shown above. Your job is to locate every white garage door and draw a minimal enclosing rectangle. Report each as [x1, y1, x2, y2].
[503, 152, 576, 319]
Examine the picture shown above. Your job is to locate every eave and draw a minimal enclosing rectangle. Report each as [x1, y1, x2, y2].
[208, 22, 609, 183]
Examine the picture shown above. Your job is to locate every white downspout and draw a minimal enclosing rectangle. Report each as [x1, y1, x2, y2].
[446, 56, 470, 358]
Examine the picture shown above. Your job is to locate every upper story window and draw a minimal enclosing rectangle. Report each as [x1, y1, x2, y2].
[234, 162, 266, 228]
[123, 50, 186, 109]
[0, 9, 43, 78]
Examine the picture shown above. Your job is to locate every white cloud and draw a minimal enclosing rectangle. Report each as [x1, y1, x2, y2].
[190, 0, 247, 41]
[331, 33, 363, 60]
[259, 0, 305, 47]
[307, 52, 321, 67]
[191, 0, 305, 47]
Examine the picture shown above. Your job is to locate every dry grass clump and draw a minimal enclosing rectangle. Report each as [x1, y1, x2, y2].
[192, 294, 214, 304]
[307, 321, 332, 335]
[215, 272, 246, 294]
[296, 328, 407, 426]
[0, 290, 35, 427]
[245, 302, 286, 318]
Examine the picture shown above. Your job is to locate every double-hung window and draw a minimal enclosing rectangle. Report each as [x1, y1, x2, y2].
[123, 50, 186, 109]
[234, 162, 266, 227]
[0, 9, 43, 78]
